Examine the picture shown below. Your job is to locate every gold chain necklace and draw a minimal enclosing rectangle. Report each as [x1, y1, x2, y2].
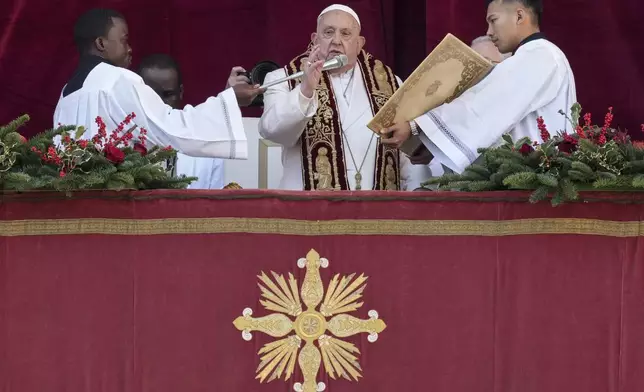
[342, 131, 374, 190]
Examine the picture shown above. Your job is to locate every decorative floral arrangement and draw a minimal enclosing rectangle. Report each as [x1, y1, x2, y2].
[425, 103, 644, 205]
[0, 113, 196, 191]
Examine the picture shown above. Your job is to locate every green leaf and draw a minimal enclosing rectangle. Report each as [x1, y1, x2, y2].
[632, 174, 644, 188]
[571, 161, 594, 175]
[570, 102, 582, 127]
[514, 136, 533, 150]
[568, 170, 592, 182]
[550, 190, 565, 207]
[502, 134, 514, 145]
[529, 186, 550, 203]
[74, 126, 86, 140]
[592, 178, 618, 189]
[596, 171, 617, 180]
[503, 172, 538, 189]
[536, 173, 559, 187]
[466, 180, 498, 191]
[559, 178, 579, 200]
[577, 138, 599, 153]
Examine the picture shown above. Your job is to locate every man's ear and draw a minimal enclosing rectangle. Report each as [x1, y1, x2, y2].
[310, 32, 318, 46]
[516, 8, 526, 25]
[179, 84, 184, 101]
[94, 37, 106, 53]
[358, 36, 366, 52]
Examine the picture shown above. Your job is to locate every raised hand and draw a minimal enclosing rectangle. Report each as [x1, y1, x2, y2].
[227, 66, 264, 107]
[300, 45, 325, 99]
[227, 66, 250, 88]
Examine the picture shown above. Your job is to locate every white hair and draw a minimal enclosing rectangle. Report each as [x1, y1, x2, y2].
[471, 35, 512, 59]
[471, 36, 493, 45]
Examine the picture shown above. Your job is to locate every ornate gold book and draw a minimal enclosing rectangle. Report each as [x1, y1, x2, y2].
[367, 33, 494, 137]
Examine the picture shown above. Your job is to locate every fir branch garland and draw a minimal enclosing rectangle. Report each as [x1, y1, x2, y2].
[0, 113, 197, 192]
[423, 103, 644, 206]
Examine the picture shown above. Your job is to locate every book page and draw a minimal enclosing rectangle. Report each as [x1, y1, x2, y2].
[368, 34, 494, 133]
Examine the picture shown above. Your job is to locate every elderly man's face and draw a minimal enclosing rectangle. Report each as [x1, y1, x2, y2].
[472, 40, 504, 64]
[312, 10, 365, 72]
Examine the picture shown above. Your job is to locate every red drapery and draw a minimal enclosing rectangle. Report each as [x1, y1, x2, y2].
[0, 0, 641, 137]
[1, 190, 644, 391]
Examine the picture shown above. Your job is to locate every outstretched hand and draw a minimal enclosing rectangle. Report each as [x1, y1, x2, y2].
[300, 45, 325, 98]
[227, 66, 264, 107]
[380, 122, 412, 149]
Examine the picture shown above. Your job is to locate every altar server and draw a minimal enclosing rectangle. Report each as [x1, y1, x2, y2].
[259, 4, 428, 190]
[382, 0, 577, 174]
[139, 54, 224, 189]
[54, 8, 262, 159]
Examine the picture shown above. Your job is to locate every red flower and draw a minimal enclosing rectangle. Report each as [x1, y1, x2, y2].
[133, 143, 148, 156]
[518, 143, 534, 155]
[163, 145, 174, 151]
[537, 116, 550, 142]
[558, 134, 578, 153]
[18, 135, 27, 143]
[78, 140, 89, 149]
[633, 141, 644, 150]
[59, 170, 66, 177]
[104, 144, 125, 164]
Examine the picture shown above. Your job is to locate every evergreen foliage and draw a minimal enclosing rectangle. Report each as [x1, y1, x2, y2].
[0, 114, 196, 191]
[424, 104, 644, 206]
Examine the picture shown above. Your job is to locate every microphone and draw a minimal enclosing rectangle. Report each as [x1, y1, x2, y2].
[259, 55, 349, 89]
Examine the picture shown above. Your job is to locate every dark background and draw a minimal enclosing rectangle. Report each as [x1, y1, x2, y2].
[0, 0, 642, 137]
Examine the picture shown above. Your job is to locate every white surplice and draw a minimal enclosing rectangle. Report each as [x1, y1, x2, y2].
[54, 61, 247, 159]
[414, 38, 577, 173]
[175, 154, 225, 189]
[259, 64, 430, 190]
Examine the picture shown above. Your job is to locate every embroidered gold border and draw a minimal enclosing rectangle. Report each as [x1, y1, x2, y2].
[1, 218, 642, 237]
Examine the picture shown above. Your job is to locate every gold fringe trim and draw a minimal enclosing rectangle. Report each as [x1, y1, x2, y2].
[0, 218, 642, 237]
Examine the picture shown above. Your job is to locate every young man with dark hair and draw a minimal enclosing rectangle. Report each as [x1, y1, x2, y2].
[54, 8, 262, 160]
[138, 54, 184, 110]
[138, 53, 225, 189]
[382, 0, 577, 174]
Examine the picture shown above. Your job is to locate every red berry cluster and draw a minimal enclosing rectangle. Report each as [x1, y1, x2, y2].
[537, 116, 550, 142]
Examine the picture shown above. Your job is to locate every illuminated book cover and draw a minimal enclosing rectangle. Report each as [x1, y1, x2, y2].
[367, 34, 494, 140]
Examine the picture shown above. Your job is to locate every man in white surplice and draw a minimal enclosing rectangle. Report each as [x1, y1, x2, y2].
[54, 8, 262, 159]
[259, 4, 429, 191]
[138, 54, 225, 189]
[382, 0, 577, 174]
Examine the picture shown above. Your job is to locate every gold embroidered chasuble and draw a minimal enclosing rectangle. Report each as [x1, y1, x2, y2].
[285, 50, 401, 191]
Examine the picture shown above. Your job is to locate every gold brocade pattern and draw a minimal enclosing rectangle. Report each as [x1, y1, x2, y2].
[286, 50, 400, 190]
[1, 217, 643, 237]
[233, 250, 387, 392]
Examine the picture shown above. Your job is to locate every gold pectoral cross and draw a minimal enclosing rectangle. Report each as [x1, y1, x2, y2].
[354, 172, 362, 190]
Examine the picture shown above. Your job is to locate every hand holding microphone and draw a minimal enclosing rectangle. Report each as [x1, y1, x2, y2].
[258, 47, 349, 93]
[301, 45, 325, 99]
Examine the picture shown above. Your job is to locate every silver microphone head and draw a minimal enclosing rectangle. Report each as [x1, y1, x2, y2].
[322, 55, 349, 72]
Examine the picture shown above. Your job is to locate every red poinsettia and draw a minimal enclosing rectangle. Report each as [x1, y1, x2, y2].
[518, 143, 534, 155]
[104, 144, 125, 164]
[133, 142, 148, 156]
[557, 133, 578, 154]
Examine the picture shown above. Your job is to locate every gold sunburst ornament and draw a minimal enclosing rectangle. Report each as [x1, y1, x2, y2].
[233, 249, 386, 392]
